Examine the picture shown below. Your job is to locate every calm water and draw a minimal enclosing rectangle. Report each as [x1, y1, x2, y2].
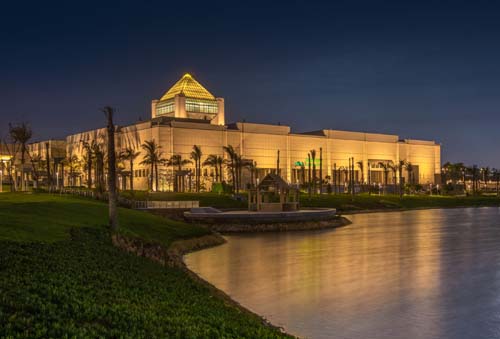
[185, 208, 500, 339]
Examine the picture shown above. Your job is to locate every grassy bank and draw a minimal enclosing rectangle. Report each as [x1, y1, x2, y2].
[299, 193, 500, 212]
[120, 190, 500, 212]
[0, 193, 291, 338]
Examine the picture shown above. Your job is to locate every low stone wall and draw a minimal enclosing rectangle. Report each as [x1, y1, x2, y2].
[185, 208, 338, 224]
[209, 216, 351, 233]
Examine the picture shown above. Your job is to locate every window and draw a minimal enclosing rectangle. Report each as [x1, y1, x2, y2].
[185, 98, 218, 114]
[156, 100, 175, 116]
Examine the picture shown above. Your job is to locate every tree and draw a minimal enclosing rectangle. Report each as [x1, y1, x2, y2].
[81, 141, 93, 189]
[388, 162, 397, 193]
[190, 145, 203, 192]
[223, 145, 237, 193]
[379, 162, 390, 195]
[310, 149, 317, 194]
[141, 140, 164, 191]
[103, 106, 119, 231]
[492, 168, 500, 197]
[307, 152, 312, 196]
[469, 165, 480, 195]
[356, 160, 364, 189]
[397, 160, 405, 199]
[166, 154, 192, 192]
[9, 122, 32, 191]
[91, 141, 105, 192]
[404, 161, 414, 194]
[45, 142, 52, 191]
[319, 147, 323, 194]
[204, 154, 224, 183]
[244, 160, 257, 188]
[121, 147, 140, 191]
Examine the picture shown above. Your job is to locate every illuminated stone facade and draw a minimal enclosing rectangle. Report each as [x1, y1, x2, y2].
[65, 73, 441, 191]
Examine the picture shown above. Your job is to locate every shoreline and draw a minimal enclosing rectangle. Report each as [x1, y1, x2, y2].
[112, 231, 297, 338]
[113, 204, 500, 338]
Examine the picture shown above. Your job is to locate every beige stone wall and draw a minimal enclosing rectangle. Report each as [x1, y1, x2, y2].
[65, 120, 441, 190]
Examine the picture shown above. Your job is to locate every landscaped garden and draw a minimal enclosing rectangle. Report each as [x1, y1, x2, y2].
[120, 190, 500, 212]
[0, 193, 292, 338]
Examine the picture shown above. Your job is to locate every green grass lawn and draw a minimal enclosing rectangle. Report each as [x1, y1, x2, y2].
[0, 193, 209, 244]
[121, 190, 247, 209]
[299, 193, 500, 211]
[0, 193, 291, 338]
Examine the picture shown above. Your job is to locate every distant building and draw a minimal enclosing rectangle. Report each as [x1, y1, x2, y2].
[65, 73, 441, 191]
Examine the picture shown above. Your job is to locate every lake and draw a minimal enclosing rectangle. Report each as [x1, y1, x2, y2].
[185, 208, 500, 339]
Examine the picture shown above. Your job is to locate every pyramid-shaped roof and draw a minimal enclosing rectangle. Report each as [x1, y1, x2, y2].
[160, 73, 216, 101]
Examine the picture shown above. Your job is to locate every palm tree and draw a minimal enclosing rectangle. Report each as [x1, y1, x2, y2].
[91, 141, 105, 192]
[379, 162, 390, 195]
[404, 161, 414, 194]
[29, 154, 43, 188]
[469, 165, 480, 195]
[244, 160, 257, 188]
[81, 141, 93, 189]
[319, 147, 323, 194]
[310, 149, 317, 194]
[190, 145, 203, 192]
[397, 160, 405, 199]
[388, 162, 397, 194]
[141, 140, 164, 191]
[223, 145, 237, 193]
[103, 106, 119, 231]
[356, 160, 364, 188]
[492, 168, 500, 197]
[307, 153, 312, 196]
[166, 154, 192, 192]
[120, 147, 140, 191]
[9, 122, 32, 191]
[204, 154, 224, 183]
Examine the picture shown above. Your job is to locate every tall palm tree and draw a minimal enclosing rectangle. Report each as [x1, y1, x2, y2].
[81, 141, 93, 189]
[356, 160, 364, 188]
[204, 154, 224, 183]
[167, 154, 192, 192]
[404, 161, 414, 194]
[469, 165, 480, 194]
[244, 160, 257, 188]
[307, 153, 312, 196]
[91, 141, 105, 192]
[319, 147, 323, 194]
[378, 162, 390, 195]
[190, 145, 203, 192]
[397, 160, 405, 199]
[223, 145, 237, 193]
[9, 122, 32, 191]
[103, 106, 119, 231]
[141, 140, 164, 191]
[120, 147, 140, 191]
[310, 149, 317, 194]
[492, 168, 500, 197]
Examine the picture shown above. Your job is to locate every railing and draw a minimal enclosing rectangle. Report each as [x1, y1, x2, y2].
[133, 200, 199, 209]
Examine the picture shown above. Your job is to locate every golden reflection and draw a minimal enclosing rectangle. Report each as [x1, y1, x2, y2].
[185, 208, 500, 339]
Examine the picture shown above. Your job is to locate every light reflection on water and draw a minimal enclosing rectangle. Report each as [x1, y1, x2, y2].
[185, 208, 500, 339]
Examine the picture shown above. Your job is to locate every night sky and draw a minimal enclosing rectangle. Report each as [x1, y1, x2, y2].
[1, 1, 499, 166]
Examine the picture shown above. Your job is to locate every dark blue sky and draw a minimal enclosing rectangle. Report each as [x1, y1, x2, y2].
[1, 1, 499, 166]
